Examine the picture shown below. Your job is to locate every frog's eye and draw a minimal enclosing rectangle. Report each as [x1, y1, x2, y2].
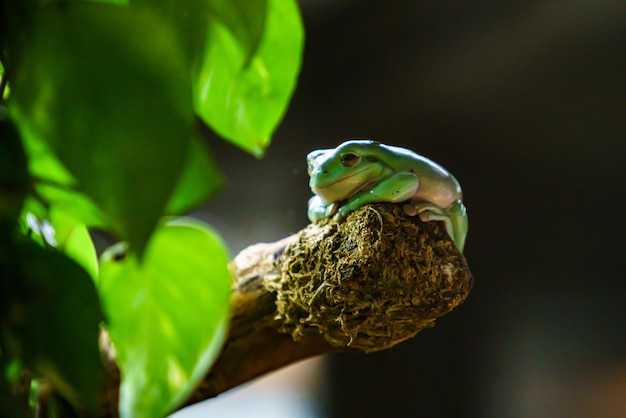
[341, 153, 360, 167]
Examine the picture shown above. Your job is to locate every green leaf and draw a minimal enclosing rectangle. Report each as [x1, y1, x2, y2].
[18, 127, 109, 228]
[33, 182, 108, 229]
[204, 0, 268, 64]
[9, 2, 195, 255]
[48, 209, 99, 281]
[18, 205, 98, 280]
[18, 121, 75, 187]
[165, 136, 222, 215]
[14, 111, 107, 228]
[19, 193, 100, 283]
[194, 0, 304, 157]
[0, 236, 104, 410]
[98, 218, 231, 418]
[130, 0, 211, 68]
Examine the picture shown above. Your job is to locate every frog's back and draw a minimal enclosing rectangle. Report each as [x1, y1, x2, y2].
[379, 143, 463, 204]
[378, 144, 454, 179]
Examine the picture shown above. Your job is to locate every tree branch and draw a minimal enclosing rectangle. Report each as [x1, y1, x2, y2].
[98, 203, 473, 417]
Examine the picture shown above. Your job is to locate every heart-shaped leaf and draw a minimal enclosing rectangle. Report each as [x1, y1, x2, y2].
[98, 218, 231, 418]
[194, 0, 304, 156]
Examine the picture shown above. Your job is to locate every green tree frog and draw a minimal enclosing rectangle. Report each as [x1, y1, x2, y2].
[307, 140, 468, 252]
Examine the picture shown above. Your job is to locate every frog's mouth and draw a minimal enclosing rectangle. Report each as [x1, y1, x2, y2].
[313, 166, 376, 205]
[315, 166, 372, 190]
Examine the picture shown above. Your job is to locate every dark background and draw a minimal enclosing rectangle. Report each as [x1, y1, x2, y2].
[201, 1, 626, 417]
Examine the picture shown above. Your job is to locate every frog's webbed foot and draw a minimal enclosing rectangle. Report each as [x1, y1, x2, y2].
[308, 196, 343, 222]
[332, 201, 351, 222]
[403, 202, 447, 224]
[402, 201, 441, 220]
[308, 196, 332, 222]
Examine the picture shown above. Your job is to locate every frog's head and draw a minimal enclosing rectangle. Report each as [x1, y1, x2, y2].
[307, 140, 391, 204]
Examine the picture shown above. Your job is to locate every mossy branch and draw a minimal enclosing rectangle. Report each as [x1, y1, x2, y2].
[96, 203, 473, 416]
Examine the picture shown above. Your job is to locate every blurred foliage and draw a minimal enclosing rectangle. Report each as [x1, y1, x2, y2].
[0, 0, 304, 417]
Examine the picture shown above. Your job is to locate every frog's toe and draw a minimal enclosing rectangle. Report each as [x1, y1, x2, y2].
[327, 202, 339, 218]
[403, 202, 443, 221]
[403, 203, 417, 217]
[333, 205, 352, 221]
[418, 209, 432, 222]
[332, 211, 346, 222]
[415, 203, 446, 217]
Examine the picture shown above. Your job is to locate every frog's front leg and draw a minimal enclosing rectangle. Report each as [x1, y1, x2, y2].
[335, 172, 419, 220]
[406, 200, 468, 252]
[308, 195, 339, 222]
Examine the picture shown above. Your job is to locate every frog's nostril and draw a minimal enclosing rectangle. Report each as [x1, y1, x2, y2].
[322, 169, 328, 174]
